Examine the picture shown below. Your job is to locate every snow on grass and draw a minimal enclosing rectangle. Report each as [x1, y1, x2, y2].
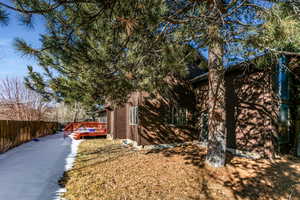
[55, 133, 82, 199]
[0, 132, 82, 200]
[65, 133, 83, 171]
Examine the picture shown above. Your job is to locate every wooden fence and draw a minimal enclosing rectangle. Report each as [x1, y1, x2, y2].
[0, 120, 60, 153]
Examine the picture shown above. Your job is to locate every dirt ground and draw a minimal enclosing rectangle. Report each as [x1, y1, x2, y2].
[60, 138, 300, 200]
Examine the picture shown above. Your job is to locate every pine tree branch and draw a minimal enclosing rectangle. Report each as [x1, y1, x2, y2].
[267, 49, 300, 57]
[0, 0, 98, 15]
[0, 1, 62, 14]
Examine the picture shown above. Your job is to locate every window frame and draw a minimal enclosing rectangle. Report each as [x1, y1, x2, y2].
[167, 105, 188, 126]
[129, 106, 139, 125]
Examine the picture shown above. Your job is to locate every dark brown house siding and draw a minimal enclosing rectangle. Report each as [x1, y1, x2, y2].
[113, 106, 128, 139]
[193, 66, 279, 157]
[138, 96, 197, 145]
[127, 92, 141, 143]
[107, 67, 280, 156]
[106, 59, 300, 157]
[107, 110, 115, 137]
[107, 92, 142, 142]
[138, 79, 199, 145]
[108, 87, 198, 146]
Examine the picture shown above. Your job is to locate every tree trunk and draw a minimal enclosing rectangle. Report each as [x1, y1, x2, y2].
[73, 102, 79, 122]
[205, 23, 227, 168]
[297, 128, 300, 156]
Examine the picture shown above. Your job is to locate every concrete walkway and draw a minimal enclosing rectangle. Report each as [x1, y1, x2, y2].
[0, 133, 78, 200]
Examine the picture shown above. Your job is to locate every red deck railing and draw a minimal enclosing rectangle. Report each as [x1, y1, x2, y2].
[64, 122, 107, 139]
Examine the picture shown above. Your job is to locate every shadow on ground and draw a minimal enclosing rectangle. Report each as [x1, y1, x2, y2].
[148, 144, 300, 200]
[59, 139, 300, 200]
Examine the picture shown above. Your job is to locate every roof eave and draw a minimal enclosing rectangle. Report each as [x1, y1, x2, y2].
[190, 72, 208, 83]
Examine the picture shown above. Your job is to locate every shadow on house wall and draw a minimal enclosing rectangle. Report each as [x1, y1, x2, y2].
[195, 67, 280, 157]
[233, 68, 279, 157]
[135, 67, 281, 156]
[138, 77, 199, 145]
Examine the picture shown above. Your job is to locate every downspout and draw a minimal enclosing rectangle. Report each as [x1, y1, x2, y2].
[137, 91, 142, 145]
[277, 55, 290, 153]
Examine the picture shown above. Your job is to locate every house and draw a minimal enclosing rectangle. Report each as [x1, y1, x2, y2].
[106, 83, 198, 145]
[105, 55, 300, 157]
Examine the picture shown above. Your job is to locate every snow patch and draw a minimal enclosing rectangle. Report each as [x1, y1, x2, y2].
[55, 134, 82, 199]
[65, 135, 82, 171]
[53, 188, 67, 200]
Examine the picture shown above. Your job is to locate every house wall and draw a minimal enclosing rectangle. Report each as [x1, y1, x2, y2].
[106, 61, 300, 156]
[136, 83, 198, 145]
[107, 110, 113, 137]
[138, 96, 197, 145]
[107, 92, 142, 142]
[194, 67, 279, 157]
[112, 106, 128, 139]
[109, 84, 199, 146]
[127, 92, 141, 143]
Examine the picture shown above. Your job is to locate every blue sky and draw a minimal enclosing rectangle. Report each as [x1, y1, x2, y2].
[0, 0, 273, 80]
[0, 0, 46, 80]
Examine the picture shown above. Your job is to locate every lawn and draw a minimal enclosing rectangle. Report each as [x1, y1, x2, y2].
[59, 138, 300, 200]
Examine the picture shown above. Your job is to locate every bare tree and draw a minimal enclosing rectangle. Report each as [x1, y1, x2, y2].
[0, 77, 50, 121]
[46, 102, 88, 123]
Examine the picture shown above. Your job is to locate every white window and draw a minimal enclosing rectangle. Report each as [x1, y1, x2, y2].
[167, 106, 188, 126]
[129, 106, 138, 125]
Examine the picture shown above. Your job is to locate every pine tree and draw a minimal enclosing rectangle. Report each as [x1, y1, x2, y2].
[11, 0, 300, 167]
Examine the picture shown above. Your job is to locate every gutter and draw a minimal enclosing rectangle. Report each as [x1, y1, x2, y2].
[189, 61, 258, 84]
[190, 53, 268, 84]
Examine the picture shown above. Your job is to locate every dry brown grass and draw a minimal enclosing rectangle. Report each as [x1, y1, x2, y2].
[60, 139, 300, 200]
